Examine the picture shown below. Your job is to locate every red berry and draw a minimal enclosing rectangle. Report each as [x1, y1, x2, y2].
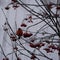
[12, 0, 17, 2]
[5, 7, 10, 10]
[24, 18, 28, 20]
[54, 14, 59, 17]
[58, 52, 60, 56]
[29, 43, 36, 48]
[29, 16, 32, 19]
[23, 32, 32, 38]
[35, 43, 40, 47]
[48, 45, 57, 50]
[31, 39, 34, 42]
[44, 48, 53, 53]
[47, 4, 52, 10]
[16, 28, 23, 36]
[12, 4, 19, 9]
[34, 43, 45, 48]
[21, 23, 27, 27]
[13, 47, 18, 50]
[40, 43, 45, 46]
[56, 6, 60, 10]
[28, 16, 33, 23]
[57, 47, 60, 51]
[28, 20, 33, 23]
[45, 40, 50, 44]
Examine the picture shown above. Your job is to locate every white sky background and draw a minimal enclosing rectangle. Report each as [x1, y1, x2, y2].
[0, 0, 59, 60]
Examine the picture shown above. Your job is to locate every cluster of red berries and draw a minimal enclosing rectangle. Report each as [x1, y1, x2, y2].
[44, 44, 60, 54]
[48, 45, 57, 50]
[16, 28, 33, 39]
[10, 28, 33, 40]
[20, 16, 33, 28]
[29, 42, 45, 48]
[5, 0, 20, 10]
[21, 23, 27, 27]
[44, 48, 53, 53]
